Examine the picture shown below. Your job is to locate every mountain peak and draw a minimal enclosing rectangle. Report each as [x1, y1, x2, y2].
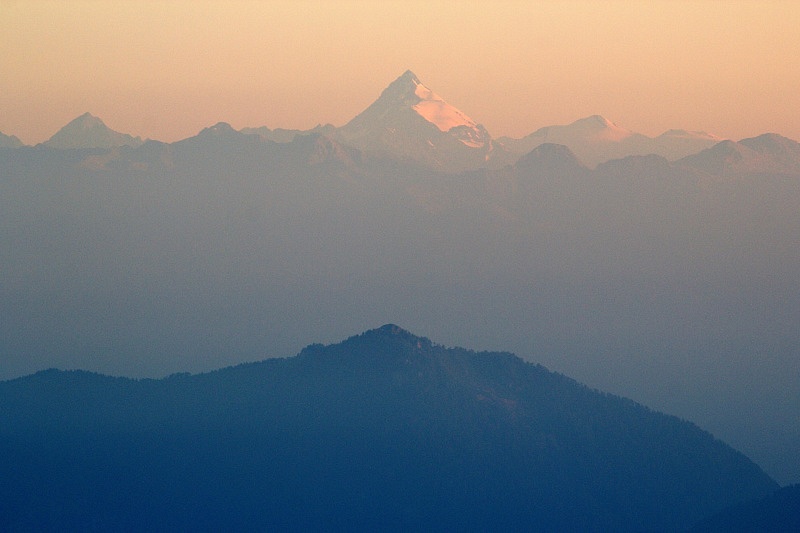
[374, 323, 414, 336]
[54, 112, 108, 133]
[45, 112, 142, 149]
[354, 323, 426, 345]
[74, 112, 104, 126]
[399, 69, 420, 83]
[738, 133, 800, 172]
[677, 139, 762, 175]
[373, 70, 425, 105]
[515, 142, 586, 175]
[570, 115, 632, 139]
[582, 115, 615, 128]
[740, 132, 799, 153]
[336, 71, 493, 171]
[296, 324, 435, 365]
[199, 122, 237, 136]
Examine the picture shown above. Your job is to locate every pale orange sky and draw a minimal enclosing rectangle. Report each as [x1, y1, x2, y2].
[2, 0, 799, 145]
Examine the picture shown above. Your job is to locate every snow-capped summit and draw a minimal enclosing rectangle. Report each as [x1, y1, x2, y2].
[198, 122, 239, 137]
[44, 112, 143, 150]
[335, 70, 498, 172]
[408, 75, 483, 145]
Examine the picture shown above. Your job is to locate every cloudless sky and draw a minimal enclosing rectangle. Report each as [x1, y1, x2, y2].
[2, 0, 799, 144]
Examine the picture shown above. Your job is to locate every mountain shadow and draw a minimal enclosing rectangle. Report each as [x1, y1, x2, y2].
[0, 325, 778, 531]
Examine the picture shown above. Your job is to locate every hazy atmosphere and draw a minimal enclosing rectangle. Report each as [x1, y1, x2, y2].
[2, 1, 800, 522]
[2, 0, 800, 144]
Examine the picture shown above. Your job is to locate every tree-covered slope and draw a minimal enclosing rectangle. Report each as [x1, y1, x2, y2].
[0, 325, 777, 531]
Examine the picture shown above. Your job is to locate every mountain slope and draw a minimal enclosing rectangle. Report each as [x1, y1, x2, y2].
[0, 325, 777, 531]
[44, 112, 143, 149]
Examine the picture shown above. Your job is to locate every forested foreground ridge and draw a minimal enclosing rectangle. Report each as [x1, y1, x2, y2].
[0, 325, 779, 531]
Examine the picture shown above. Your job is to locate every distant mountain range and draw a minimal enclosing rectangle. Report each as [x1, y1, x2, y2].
[498, 115, 723, 168]
[4, 70, 796, 172]
[0, 325, 779, 531]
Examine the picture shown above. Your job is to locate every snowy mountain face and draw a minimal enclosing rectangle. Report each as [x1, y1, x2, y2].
[409, 77, 486, 147]
[335, 70, 502, 173]
[44, 112, 143, 149]
[498, 115, 721, 168]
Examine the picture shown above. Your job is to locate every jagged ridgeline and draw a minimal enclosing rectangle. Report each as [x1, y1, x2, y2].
[0, 326, 776, 531]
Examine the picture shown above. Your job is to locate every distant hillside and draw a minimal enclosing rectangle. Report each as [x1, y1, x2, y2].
[0, 325, 776, 531]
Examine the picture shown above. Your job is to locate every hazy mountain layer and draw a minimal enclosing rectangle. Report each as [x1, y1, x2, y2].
[0, 325, 778, 531]
[43, 112, 143, 149]
[498, 115, 723, 168]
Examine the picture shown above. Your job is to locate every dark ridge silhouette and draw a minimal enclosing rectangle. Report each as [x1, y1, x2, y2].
[0, 326, 777, 531]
